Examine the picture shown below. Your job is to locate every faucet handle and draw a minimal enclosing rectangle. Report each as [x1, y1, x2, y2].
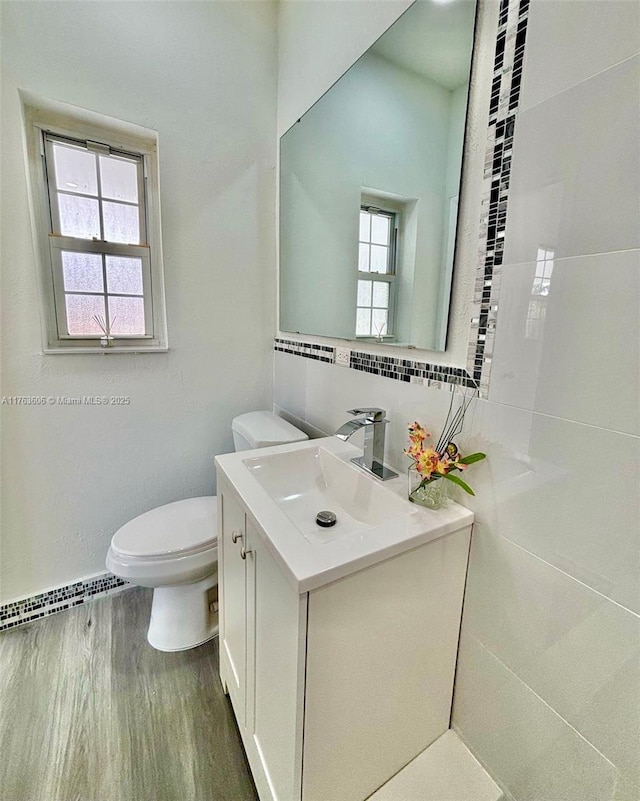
[347, 407, 386, 422]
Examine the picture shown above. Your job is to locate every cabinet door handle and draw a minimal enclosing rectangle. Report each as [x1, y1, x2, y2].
[240, 546, 251, 560]
[231, 531, 242, 544]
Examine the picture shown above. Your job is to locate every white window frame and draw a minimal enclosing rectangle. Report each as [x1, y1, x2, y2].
[356, 202, 399, 341]
[21, 92, 168, 353]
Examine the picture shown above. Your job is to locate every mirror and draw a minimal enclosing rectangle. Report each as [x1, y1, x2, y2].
[279, 0, 477, 351]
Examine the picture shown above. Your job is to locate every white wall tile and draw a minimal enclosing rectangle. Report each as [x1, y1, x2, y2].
[273, 349, 312, 423]
[276, 356, 640, 617]
[462, 526, 640, 789]
[489, 250, 640, 435]
[452, 633, 620, 801]
[462, 400, 640, 615]
[274, 351, 465, 471]
[520, 0, 640, 112]
[503, 56, 640, 265]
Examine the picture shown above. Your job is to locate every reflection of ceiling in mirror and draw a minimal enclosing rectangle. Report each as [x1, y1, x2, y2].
[370, 0, 476, 90]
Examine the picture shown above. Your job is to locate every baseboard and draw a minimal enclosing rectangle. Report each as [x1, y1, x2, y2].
[0, 572, 130, 632]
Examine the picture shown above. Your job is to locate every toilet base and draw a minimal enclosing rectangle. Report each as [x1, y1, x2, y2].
[147, 573, 218, 652]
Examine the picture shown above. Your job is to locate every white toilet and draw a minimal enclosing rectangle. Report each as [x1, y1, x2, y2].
[106, 411, 308, 652]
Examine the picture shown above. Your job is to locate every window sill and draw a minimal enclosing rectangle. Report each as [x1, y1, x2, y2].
[43, 346, 169, 355]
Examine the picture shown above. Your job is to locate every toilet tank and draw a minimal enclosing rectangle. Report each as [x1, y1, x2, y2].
[232, 410, 308, 452]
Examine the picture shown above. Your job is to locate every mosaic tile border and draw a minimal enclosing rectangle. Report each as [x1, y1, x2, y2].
[470, 0, 530, 396]
[275, 0, 530, 399]
[350, 351, 476, 392]
[274, 338, 334, 364]
[0, 573, 129, 632]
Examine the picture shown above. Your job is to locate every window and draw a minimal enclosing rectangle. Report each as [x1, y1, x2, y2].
[357, 206, 397, 339]
[22, 93, 167, 352]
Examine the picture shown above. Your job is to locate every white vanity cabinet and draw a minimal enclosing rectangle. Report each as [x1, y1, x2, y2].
[217, 475, 472, 801]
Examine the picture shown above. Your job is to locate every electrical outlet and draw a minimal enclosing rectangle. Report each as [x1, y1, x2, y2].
[335, 347, 351, 367]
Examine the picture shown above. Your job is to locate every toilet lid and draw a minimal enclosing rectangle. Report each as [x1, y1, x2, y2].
[111, 496, 217, 558]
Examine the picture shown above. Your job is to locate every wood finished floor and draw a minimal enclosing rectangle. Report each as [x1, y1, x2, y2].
[0, 588, 258, 801]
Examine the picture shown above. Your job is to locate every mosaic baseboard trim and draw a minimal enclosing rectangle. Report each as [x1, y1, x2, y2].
[275, 0, 530, 400]
[274, 338, 334, 363]
[0, 573, 129, 632]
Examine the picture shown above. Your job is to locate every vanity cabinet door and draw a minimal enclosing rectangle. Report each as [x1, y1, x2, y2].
[219, 488, 248, 726]
[218, 481, 308, 801]
[301, 527, 472, 801]
[245, 522, 307, 801]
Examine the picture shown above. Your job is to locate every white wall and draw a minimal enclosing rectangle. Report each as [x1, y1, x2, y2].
[0, 0, 277, 602]
[275, 1, 640, 799]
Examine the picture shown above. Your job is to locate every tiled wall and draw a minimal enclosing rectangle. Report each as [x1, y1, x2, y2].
[274, 2, 640, 799]
[452, 4, 640, 799]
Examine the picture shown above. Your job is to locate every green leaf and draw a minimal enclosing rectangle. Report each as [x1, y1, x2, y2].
[443, 472, 475, 495]
[459, 452, 486, 465]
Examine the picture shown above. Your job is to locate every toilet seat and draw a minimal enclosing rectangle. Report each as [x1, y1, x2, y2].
[111, 496, 217, 559]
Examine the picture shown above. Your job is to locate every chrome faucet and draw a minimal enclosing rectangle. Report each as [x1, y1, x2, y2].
[334, 408, 398, 481]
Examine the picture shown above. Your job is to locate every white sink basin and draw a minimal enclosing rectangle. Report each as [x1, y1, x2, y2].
[215, 436, 474, 592]
[243, 446, 411, 544]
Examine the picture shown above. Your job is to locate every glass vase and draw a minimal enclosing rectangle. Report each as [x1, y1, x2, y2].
[408, 465, 449, 510]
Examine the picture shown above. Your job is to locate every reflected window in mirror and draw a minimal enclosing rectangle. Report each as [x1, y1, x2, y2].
[357, 205, 397, 340]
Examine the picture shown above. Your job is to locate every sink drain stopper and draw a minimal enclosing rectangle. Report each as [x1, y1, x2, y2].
[316, 510, 337, 528]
